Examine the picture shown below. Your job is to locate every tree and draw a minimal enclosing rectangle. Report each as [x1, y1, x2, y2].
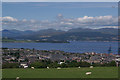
[48, 62, 60, 68]
[30, 62, 47, 68]
[107, 61, 116, 66]
[60, 63, 67, 68]
[3, 63, 19, 68]
[79, 62, 90, 67]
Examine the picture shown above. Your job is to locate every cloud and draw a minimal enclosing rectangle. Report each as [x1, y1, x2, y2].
[75, 15, 117, 26]
[2, 14, 118, 31]
[2, 16, 18, 22]
[22, 19, 27, 22]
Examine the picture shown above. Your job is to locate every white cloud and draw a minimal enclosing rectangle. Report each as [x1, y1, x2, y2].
[22, 19, 27, 22]
[2, 15, 118, 31]
[2, 16, 18, 22]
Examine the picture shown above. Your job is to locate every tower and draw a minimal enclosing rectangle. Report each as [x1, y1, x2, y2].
[108, 45, 112, 54]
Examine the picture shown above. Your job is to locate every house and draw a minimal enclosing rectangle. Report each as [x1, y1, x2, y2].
[20, 62, 28, 68]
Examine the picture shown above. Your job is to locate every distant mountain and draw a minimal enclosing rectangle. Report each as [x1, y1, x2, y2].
[68, 28, 94, 32]
[33, 29, 65, 36]
[2, 29, 22, 38]
[2, 29, 35, 38]
[68, 28, 118, 35]
[2, 28, 118, 41]
[95, 28, 118, 35]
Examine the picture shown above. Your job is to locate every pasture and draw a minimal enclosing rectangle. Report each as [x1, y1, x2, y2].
[2, 67, 118, 78]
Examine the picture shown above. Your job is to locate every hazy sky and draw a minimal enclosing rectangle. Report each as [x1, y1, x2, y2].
[2, 2, 118, 31]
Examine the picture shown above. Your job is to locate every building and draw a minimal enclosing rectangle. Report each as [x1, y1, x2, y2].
[115, 55, 120, 67]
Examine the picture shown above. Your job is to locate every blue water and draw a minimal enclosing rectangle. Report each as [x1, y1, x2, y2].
[2, 41, 118, 54]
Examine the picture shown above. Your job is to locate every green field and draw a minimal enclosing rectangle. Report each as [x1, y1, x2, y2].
[2, 67, 118, 78]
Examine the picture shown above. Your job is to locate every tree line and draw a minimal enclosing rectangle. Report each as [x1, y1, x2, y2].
[2, 60, 117, 69]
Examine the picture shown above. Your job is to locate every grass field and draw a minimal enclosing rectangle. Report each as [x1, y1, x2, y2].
[2, 67, 118, 78]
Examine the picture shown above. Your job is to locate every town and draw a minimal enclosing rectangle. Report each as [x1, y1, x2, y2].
[2, 48, 119, 68]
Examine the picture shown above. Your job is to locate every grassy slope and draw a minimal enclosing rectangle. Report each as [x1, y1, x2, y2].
[2, 67, 118, 78]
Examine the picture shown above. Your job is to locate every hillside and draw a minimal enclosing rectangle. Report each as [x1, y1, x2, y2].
[2, 28, 118, 41]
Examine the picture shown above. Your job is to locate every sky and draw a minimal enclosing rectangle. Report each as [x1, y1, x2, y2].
[2, 0, 120, 2]
[2, 2, 118, 31]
